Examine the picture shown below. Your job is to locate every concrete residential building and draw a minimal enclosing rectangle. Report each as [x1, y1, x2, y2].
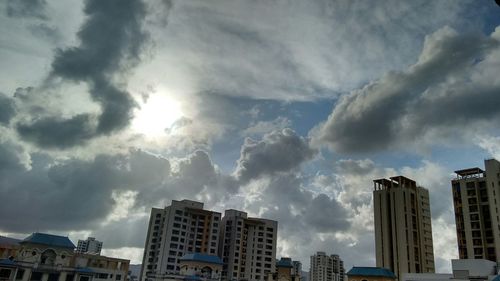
[76, 237, 103, 255]
[373, 176, 435, 279]
[292, 261, 302, 279]
[219, 209, 278, 281]
[140, 200, 222, 281]
[452, 159, 500, 262]
[309, 252, 345, 281]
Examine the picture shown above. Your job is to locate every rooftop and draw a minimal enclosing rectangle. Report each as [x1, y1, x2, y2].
[22, 233, 76, 249]
[0, 236, 21, 246]
[347, 267, 396, 279]
[180, 253, 223, 265]
[277, 258, 294, 268]
[454, 167, 484, 178]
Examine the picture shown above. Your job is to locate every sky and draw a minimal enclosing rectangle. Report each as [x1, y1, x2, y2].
[1, 0, 500, 274]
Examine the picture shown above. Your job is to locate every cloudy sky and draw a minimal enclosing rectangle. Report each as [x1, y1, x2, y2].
[2, 0, 500, 273]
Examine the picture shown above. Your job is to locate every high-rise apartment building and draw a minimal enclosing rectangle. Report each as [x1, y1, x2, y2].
[76, 237, 103, 254]
[452, 159, 500, 262]
[292, 260, 302, 278]
[309, 252, 344, 281]
[140, 200, 222, 281]
[373, 176, 435, 279]
[219, 209, 278, 281]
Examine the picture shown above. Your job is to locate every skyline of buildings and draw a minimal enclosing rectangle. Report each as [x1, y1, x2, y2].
[373, 176, 435, 279]
[452, 159, 500, 262]
[4, 158, 500, 281]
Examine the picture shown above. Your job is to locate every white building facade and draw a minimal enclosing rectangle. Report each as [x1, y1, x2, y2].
[309, 252, 344, 281]
[140, 200, 222, 281]
[76, 237, 103, 255]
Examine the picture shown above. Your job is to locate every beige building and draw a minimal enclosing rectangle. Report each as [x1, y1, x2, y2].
[452, 159, 500, 262]
[309, 252, 344, 281]
[0, 232, 129, 281]
[219, 209, 277, 281]
[140, 200, 222, 281]
[373, 176, 435, 280]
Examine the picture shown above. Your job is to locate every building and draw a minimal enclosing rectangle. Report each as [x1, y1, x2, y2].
[309, 252, 345, 281]
[346, 267, 396, 281]
[292, 261, 302, 279]
[178, 253, 223, 281]
[0, 236, 21, 259]
[266, 257, 301, 281]
[140, 200, 222, 281]
[402, 259, 499, 281]
[76, 237, 103, 255]
[219, 209, 278, 281]
[373, 176, 435, 279]
[0, 232, 129, 281]
[452, 159, 500, 262]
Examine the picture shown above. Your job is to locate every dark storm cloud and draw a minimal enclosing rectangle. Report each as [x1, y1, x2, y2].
[16, 0, 150, 148]
[0, 140, 28, 172]
[242, 173, 350, 235]
[0, 149, 236, 233]
[315, 26, 500, 153]
[0, 93, 16, 125]
[6, 0, 48, 20]
[235, 128, 317, 182]
[17, 115, 94, 149]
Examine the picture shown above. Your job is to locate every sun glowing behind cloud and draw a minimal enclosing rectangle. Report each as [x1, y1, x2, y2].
[131, 93, 183, 137]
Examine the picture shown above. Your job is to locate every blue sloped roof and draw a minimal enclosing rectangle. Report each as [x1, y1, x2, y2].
[276, 259, 293, 268]
[22, 233, 75, 249]
[347, 267, 396, 278]
[491, 276, 500, 281]
[180, 253, 223, 265]
[0, 259, 17, 267]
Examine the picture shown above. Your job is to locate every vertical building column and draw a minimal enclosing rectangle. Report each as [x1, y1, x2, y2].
[21, 268, 31, 281]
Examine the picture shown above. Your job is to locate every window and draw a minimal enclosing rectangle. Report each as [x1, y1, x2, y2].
[116, 275, 122, 280]
[0, 269, 11, 279]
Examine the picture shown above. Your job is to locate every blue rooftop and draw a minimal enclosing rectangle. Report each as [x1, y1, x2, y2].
[180, 253, 223, 265]
[22, 233, 76, 249]
[276, 258, 293, 268]
[492, 276, 500, 281]
[75, 267, 94, 274]
[0, 259, 17, 267]
[347, 267, 396, 279]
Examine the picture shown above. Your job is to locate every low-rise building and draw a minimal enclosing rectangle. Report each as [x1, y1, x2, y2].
[178, 253, 222, 281]
[0, 232, 130, 281]
[267, 258, 301, 281]
[346, 267, 396, 281]
[402, 259, 499, 281]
